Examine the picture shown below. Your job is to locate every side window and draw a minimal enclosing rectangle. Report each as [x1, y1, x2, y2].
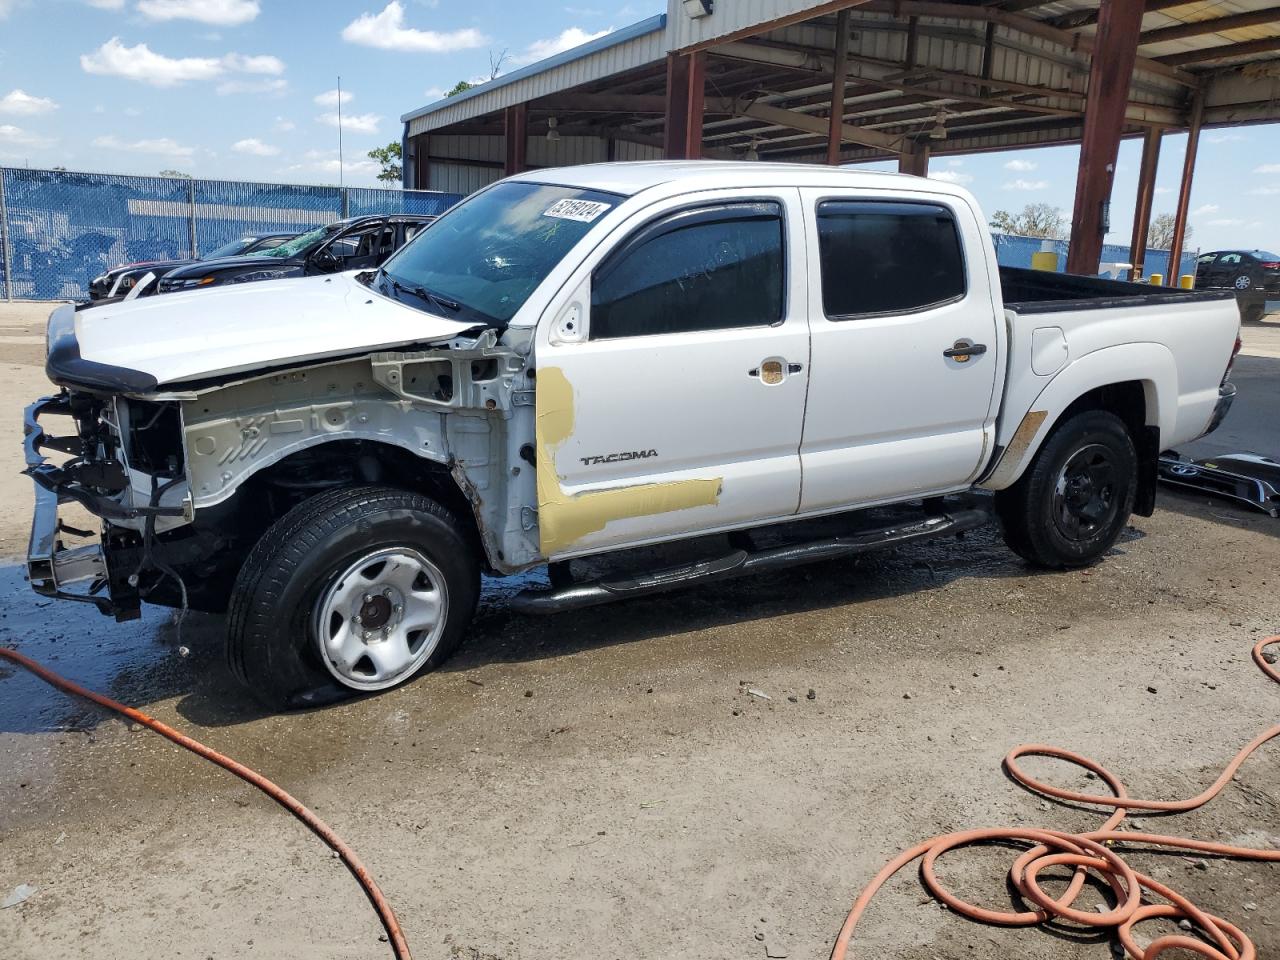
[1219, 253, 1242, 265]
[590, 201, 784, 340]
[816, 200, 966, 318]
[1197, 253, 1218, 266]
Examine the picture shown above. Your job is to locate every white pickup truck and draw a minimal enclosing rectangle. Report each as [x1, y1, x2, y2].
[25, 162, 1240, 707]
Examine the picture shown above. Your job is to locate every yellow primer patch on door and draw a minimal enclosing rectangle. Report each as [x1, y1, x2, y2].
[535, 366, 722, 555]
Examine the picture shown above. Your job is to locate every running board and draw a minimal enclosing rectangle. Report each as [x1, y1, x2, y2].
[509, 507, 991, 615]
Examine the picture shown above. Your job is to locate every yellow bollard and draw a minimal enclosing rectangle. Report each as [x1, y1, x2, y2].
[1031, 251, 1058, 272]
[1180, 274, 1195, 289]
[1149, 273, 1163, 286]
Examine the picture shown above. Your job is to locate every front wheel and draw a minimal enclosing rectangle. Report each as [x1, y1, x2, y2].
[226, 486, 480, 709]
[994, 410, 1137, 569]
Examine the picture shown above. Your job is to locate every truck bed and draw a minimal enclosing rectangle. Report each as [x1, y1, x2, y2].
[999, 266, 1235, 315]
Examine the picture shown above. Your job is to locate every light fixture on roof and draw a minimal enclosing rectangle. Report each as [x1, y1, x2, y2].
[929, 109, 948, 141]
[546, 116, 561, 143]
[683, 0, 713, 19]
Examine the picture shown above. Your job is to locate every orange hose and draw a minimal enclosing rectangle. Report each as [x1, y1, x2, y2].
[831, 635, 1280, 960]
[0, 646, 412, 960]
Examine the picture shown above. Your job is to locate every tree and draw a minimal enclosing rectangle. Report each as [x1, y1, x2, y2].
[443, 48, 508, 98]
[1147, 212, 1189, 250]
[367, 141, 402, 184]
[988, 203, 1069, 239]
[445, 80, 474, 98]
[158, 169, 192, 178]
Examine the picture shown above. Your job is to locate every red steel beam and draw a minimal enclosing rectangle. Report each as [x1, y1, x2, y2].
[664, 51, 707, 159]
[1158, 36, 1280, 66]
[828, 8, 852, 163]
[503, 103, 527, 176]
[1128, 128, 1162, 280]
[1140, 8, 1280, 45]
[1166, 90, 1203, 286]
[1066, 0, 1148, 275]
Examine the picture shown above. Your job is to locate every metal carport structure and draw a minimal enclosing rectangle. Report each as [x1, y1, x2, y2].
[401, 0, 1280, 279]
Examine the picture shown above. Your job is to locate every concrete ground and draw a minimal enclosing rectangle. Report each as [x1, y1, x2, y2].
[1, 301, 1277, 960]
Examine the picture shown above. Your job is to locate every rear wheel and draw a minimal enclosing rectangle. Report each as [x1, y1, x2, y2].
[995, 410, 1137, 569]
[226, 485, 479, 709]
[1233, 273, 1253, 291]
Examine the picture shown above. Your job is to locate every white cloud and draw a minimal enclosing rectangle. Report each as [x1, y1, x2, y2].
[287, 149, 380, 180]
[1207, 132, 1247, 144]
[342, 2, 487, 52]
[0, 123, 55, 148]
[316, 111, 381, 133]
[135, 0, 259, 25]
[216, 77, 287, 95]
[929, 169, 973, 185]
[80, 37, 285, 88]
[1192, 203, 1219, 215]
[1206, 218, 1244, 227]
[314, 88, 353, 107]
[0, 0, 20, 15]
[1002, 178, 1048, 191]
[1250, 185, 1280, 196]
[421, 86, 448, 101]
[232, 137, 279, 156]
[1154, 186, 1174, 195]
[0, 89, 58, 116]
[1004, 158, 1038, 172]
[92, 133, 195, 159]
[1254, 163, 1280, 174]
[515, 26, 612, 64]
[945, 157, 964, 168]
[86, 0, 125, 8]
[274, 116, 295, 131]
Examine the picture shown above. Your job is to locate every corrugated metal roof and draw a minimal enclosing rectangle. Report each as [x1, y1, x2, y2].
[402, 14, 667, 133]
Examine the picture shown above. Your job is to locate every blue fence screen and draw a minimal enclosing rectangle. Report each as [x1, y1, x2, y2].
[0, 167, 462, 301]
[0, 166, 1200, 301]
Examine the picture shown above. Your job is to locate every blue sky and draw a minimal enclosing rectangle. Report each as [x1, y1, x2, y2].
[0, 0, 1277, 254]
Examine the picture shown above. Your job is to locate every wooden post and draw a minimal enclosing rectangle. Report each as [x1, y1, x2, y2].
[1065, 0, 1146, 276]
[1166, 90, 1203, 285]
[664, 51, 706, 159]
[503, 104, 528, 176]
[1128, 128, 1161, 280]
[827, 8, 851, 165]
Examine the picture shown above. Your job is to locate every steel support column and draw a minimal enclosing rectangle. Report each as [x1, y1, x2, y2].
[827, 9, 851, 165]
[1065, 0, 1147, 275]
[1166, 90, 1203, 286]
[664, 50, 706, 160]
[1128, 128, 1161, 280]
[503, 103, 528, 176]
[898, 142, 930, 176]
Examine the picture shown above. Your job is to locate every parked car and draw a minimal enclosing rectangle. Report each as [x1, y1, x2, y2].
[154, 215, 435, 294]
[88, 233, 295, 301]
[25, 163, 1241, 709]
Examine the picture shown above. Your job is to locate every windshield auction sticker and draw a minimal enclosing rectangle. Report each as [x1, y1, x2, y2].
[543, 199, 611, 223]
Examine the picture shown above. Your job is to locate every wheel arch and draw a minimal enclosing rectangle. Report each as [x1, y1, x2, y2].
[980, 342, 1175, 512]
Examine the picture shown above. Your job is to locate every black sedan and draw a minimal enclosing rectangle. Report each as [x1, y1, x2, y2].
[155, 215, 435, 295]
[88, 233, 294, 301]
[1195, 249, 1280, 294]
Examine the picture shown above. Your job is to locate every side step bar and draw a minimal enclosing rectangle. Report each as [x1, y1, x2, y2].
[509, 507, 991, 615]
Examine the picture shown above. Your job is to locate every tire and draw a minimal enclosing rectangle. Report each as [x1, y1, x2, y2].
[1243, 302, 1265, 324]
[1233, 273, 1253, 291]
[226, 485, 480, 709]
[994, 410, 1137, 569]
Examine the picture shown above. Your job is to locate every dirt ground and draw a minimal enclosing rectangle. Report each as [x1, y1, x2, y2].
[1, 300, 1277, 960]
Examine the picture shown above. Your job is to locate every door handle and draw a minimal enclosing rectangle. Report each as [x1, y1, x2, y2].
[748, 359, 798, 384]
[943, 340, 988, 361]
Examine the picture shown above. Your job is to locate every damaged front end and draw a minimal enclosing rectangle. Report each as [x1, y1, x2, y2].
[24, 391, 192, 620]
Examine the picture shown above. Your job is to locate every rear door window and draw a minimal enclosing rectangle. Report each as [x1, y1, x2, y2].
[815, 200, 966, 319]
[590, 201, 785, 340]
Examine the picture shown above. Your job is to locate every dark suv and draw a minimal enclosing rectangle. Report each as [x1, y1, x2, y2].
[156, 215, 434, 294]
[88, 232, 294, 301]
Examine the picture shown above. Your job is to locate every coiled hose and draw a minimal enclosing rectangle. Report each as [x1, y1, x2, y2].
[831, 635, 1280, 960]
[0, 646, 412, 960]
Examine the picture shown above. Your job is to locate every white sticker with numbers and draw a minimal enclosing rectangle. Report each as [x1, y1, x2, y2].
[542, 198, 611, 223]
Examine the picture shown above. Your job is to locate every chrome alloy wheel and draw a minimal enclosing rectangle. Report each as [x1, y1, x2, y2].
[313, 548, 449, 691]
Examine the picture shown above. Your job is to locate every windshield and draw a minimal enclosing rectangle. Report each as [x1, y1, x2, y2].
[245, 223, 336, 259]
[379, 181, 620, 324]
[203, 237, 257, 260]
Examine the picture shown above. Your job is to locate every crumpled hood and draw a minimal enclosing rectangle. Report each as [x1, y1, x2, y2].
[71, 272, 477, 387]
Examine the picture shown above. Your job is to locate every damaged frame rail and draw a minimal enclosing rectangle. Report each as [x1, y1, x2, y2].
[23, 394, 187, 616]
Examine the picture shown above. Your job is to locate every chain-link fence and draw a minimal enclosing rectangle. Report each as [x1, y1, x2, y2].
[0, 167, 462, 301]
